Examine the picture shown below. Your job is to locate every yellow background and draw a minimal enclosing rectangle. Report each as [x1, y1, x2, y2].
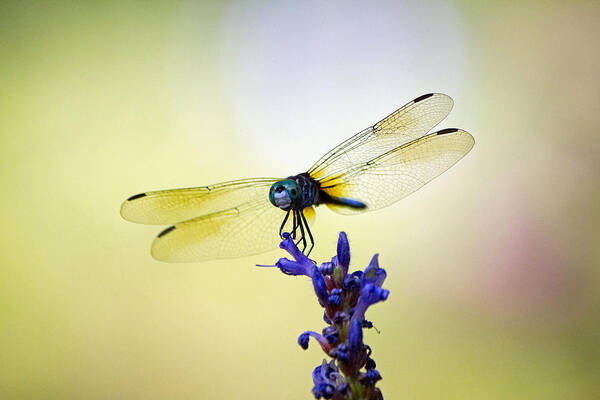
[2, 1, 599, 398]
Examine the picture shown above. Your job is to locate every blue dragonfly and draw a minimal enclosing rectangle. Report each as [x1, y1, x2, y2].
[121, 93, 474, 262]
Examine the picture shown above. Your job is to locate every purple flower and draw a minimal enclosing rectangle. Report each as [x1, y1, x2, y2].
[347, 318, 363, 357]
[298, 331, 330, 353]
[312, 383, 334, 400]
[322, 326, 339, 344]
[362, 254, 386, 287]
[353, 284, 389, 322]
[262, 232, 389, 400]
[330, 343, 349, 363]
[327, 288, 343, 307]
[312, 360, 345, 399]
[280, 232, 314, 265]
[365, 369, 382, 385]
[319, 261, 335, 275]
[342, 272, 361, 290]
[365, 357, 376, 370]
[312, 360, 338, 384]
[336, 231, 350, 275]
[256, 232, 315, 276]
[312, 266, 330, 305]
[353, 254, 390, 322]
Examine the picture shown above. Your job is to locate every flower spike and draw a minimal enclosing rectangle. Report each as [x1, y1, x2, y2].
[261, 232, 389, 399]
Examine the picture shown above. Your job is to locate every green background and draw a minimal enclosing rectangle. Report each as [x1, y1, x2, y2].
[2, 1, 599, 398]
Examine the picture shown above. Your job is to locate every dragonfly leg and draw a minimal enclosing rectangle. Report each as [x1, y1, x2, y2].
[279, 210, 290, 238]
[300, 210, 314, 256]
[296, 210, 307, 253]
[293, 210, 301, 245]
[293, 210, 303, 247]
[291, 210, 298, 239]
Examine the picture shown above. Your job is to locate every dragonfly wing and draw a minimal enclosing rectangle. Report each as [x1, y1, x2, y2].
[120, 178, 280, 225]
[319, 129, 474, 215]
[151, 197, 316, 262]
[308, 93, 453, 180]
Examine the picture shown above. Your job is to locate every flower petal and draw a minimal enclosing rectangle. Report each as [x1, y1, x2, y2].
[336, 232, 350, 275]
[348, 318, 364, 356]
[312, 267, 329, 305]
[298, 331, 329, 352]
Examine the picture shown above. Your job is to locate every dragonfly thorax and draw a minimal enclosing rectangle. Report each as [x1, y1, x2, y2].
[269, 174, 319, 211]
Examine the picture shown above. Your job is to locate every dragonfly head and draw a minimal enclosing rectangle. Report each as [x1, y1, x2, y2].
[269, 179, 302, 210]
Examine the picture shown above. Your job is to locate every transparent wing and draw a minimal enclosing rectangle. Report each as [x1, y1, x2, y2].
[120, 178, 280, 225]
[151, 199, 316, 262]
[308, 93, 453, 180]
[318, 129, 474, 215]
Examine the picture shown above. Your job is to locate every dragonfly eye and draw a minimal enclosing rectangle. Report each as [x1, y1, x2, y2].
[275, 186, 284, 193]
[291, 189, 296, 195]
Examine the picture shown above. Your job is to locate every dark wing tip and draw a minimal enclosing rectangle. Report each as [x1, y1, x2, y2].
[437, 128, 459, 135]
[127, 193, 147, 201]
[413, 93, 434, 103]
[157, 225, 176, 238]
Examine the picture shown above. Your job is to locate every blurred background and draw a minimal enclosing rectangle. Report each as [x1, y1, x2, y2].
[1, 0, 599, 398]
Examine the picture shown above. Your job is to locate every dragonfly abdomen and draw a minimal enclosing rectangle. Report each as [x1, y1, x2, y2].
[318, 191, 367, 210]
[291, 172, 368, 211]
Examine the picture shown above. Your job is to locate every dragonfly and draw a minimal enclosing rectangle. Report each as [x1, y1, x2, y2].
[121, 93, 474, 262]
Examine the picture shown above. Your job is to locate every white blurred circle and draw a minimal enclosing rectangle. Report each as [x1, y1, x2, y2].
[172, 0, 467, 173]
